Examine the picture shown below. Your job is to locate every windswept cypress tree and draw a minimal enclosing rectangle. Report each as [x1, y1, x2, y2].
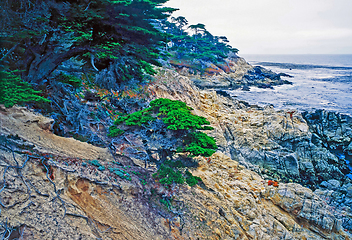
[163, 16, 239, 66]
[0, 0, 176, 86]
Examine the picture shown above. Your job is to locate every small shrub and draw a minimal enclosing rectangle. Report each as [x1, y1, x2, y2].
[160, 198, 170, 208]
[89, 159, 102, 167]
[183, 132, 217, 157]
[0, 69, 50, 108]
[55, 72, 82, 87]
[108, 167, 131, 180]
[153, 164, 202, 187]
[108, 125, 124, 137]
[109, 98, 217, 187]
[114, 109, 154, 126]
[153, 164, 184, 185]
[131, 170, 141, 175]
[140, 179, 146, 185]
[73, 133, 89, 142]
[109, 98, 217, 158]
[185, 170, 202, 187]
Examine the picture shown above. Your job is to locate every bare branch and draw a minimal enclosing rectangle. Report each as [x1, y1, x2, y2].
[0, 43, 20, 63]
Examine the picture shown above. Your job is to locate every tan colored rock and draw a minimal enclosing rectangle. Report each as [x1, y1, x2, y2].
[0, 105, 114, 161]
[1, 69, 351, 240]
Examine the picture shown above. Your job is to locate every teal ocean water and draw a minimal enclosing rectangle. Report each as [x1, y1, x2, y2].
[230, 54, 352, 117]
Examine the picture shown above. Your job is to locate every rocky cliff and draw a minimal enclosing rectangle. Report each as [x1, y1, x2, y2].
[178, 57, 292, 91]
[0, 65, 351, 239]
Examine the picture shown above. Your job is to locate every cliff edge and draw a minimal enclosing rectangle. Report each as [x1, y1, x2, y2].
[0, 66, 351, 239]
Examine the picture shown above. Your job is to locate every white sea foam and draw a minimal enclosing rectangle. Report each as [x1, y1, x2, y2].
[229, 54, 352, 116]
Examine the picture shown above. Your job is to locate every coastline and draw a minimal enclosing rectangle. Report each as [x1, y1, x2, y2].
[168, 57, 352, 230]
[150, 67, 352, 234]
[1, 57, 352, 238]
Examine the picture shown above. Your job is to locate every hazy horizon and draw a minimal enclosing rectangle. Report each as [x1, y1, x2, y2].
[166, 0, 352, 55]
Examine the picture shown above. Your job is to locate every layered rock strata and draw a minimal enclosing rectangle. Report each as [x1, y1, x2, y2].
[150, 68, 352, 233]
[0, 67, 351, 239]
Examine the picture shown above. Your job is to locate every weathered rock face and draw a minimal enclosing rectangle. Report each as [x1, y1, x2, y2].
[1, 68, 351, 239]
[303, 110, 352, 158]
[1, 132, 349, 239]
[0, 106, 180, 239]
[151, 69, 350, 185]
[187, 58, 292, 90]
[150, 68, 352, 233]
[179, 152, 348, 239]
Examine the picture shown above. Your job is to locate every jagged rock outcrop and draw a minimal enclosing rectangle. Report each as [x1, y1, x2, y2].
[303, 110, 352, 157]
[150, 67, 352, 233]
[0, 67, 351, 239]
[186, 58, 292, 90]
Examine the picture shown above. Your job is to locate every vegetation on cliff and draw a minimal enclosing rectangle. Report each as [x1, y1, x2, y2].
[109, 98, 217, 186]
[162, 16, 239, 74]
[0, 0, 236, 187]
[109, 98, 217, 158]
[0, 68, 50, 108]
[1, 0, 176, 85]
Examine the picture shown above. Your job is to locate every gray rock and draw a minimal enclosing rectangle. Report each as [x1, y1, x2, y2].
[342, 183, 352, 198]
[300, 162, 314, 173]
[320, 181, 329, 188]
[327, 179, 341, 189]
[283, 153, 299, 176]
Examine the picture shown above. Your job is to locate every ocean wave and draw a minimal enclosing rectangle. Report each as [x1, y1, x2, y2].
[255, 61, 352, 70]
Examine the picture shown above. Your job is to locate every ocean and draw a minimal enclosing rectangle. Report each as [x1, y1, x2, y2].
[230, 54, 352, 117]
[232, 54, 352, 178]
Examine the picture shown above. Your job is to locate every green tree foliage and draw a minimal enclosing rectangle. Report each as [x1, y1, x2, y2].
[185, 170, 202, 187]
[0, 68, 50, 108]
[188, 23, 206, 36]
[109, 98, 217, 158]
[108, 98, 216, 187]
[183, 132, 218, 157]
[152, 164, 185, 185]
[55, 72, 82, 88]
[163, 16, 239, 68]
[0, 0, 176, 86]
[152, 164, 202, 186]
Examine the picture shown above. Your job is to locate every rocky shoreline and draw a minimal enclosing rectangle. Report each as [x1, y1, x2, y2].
[149, 67, 352, 234]
[171, 59, 352, 231]
[149, 68, 352, 234]
[1, 63, 351, 239]
[180, 57, 293, 91]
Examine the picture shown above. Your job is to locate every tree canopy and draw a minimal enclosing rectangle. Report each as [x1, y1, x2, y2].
[108, 98, 217, 186]
[164, 16, 239, 66]
[109, 98, 217, 160]
[0, 0, 176, 86]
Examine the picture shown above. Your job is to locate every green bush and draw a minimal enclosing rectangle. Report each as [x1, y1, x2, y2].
[183, 132, 217, 157]
[89, 160, 102, 167]
[55, 72, 81, 87]
[108, 167, 131, 181]
[153, 164, 185, 185]
[108, 125, 125, 137]
[159, 198, 170, 208]
[185, 170, 202, 187]
[0, 69, 50, 108]
[110, 98, 217, 158]
[153, 164, 202, 187]
[110, 98, 216, 187]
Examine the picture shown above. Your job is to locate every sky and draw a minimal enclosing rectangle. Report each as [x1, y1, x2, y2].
[166, 0, 352, 55]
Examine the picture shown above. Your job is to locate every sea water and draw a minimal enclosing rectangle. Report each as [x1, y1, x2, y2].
[230, 54, 352, 117]
[230, 54, 352, 178]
